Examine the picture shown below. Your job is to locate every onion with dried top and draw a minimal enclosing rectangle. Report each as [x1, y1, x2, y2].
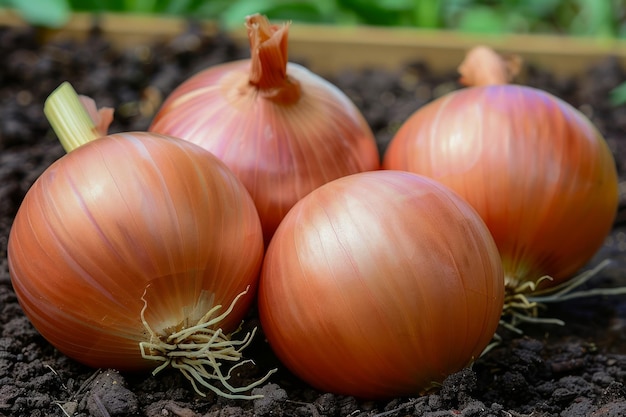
[149, 14, 380, 244]
[258, 170, 504, 399]
[383, 46, 619, 296]
[8, 83, 272, 399]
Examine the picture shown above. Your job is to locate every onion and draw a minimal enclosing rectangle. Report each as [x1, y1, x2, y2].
[383, 46, 619, 295]
[149, 14, 380, 244]
[8, 83, 272, 399]
[258, 170, 504, 399]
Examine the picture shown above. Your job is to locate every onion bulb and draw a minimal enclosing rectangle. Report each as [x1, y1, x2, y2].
[149, 14, 380, 244]
[7, 83, 272, 398]
[258, 170, 504, 399]
[383, 46, 618, 294]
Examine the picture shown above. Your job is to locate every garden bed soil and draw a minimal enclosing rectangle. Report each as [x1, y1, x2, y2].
[1, 22, 626, 417]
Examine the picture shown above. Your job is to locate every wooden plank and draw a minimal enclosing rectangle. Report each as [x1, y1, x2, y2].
[1, 10, 625, 77]
[285, 25, 626, 77]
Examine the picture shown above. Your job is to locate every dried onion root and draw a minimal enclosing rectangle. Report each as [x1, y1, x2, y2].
[140, 287, 276, 399]
[499, 259, 626, 333]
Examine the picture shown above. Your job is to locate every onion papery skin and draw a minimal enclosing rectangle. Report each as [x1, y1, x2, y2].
[258, 170, 504, 399]
[383, 85, 619, 291]
[8, 132, 264, 371]
[149, 59, 380, 244]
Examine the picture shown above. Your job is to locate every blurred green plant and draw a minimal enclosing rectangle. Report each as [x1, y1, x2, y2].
[1, 0, 625, 39]
[610, 82, 626, 106]
[0, 0, 70, 27]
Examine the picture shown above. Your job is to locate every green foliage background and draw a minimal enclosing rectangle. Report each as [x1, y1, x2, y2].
[1, 0, 625, 38]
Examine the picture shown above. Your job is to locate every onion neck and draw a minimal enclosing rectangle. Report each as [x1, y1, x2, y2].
[458, 45, 522, 87]
[246, 13, 301, 104]
[44, 82, 113, 153]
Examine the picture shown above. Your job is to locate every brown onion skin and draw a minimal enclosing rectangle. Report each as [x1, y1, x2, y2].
[383, 85, 618, 290]
[258, 170, 504, 399]
[149, 60, 380, 244]
[8, 132, 264, 371]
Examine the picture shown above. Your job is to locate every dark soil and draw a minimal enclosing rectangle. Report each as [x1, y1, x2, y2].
[1, 21, 626, 417]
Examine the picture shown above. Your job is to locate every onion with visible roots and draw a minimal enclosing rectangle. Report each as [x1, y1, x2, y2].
[8, 82, 273, 399]
[383, 46, 619, 297]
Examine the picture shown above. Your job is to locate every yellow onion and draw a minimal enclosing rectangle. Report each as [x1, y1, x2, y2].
[150, 14, 380, 243]
[8, 83, 270, 398]
[383, 46, 619, 294]
[259, 170, 504, 399]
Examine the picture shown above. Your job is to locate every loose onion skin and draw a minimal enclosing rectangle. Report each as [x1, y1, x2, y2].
[150, 15, 379, 243]
[258, 170, 504, 399]
[8, 131, 264, 372]
[383, 50, 618, 292]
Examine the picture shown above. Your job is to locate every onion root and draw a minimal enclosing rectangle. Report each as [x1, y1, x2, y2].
[139, 287, 276, 399]
[500, 259, 626, 332]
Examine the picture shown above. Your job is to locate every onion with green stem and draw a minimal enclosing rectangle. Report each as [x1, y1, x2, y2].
[8, 82, 275, 399]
